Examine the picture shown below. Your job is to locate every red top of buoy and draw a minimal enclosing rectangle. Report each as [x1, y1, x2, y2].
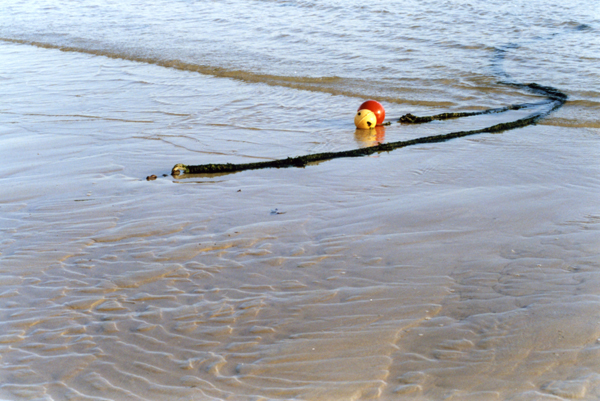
[358, 100, 385, 125]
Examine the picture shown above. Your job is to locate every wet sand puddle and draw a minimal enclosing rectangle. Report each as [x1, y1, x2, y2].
[1, 20, 600, 401]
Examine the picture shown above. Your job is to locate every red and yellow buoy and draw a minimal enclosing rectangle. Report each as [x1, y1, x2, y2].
[354, 100, 385, 129]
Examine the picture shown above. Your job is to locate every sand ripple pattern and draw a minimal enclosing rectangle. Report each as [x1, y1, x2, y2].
[1, 1, 599, 397]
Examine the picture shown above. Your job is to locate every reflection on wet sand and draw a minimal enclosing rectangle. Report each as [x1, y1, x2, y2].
[354, 126, 386, 147]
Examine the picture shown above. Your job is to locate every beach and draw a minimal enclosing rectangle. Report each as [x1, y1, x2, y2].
[1, 1, 599, 399]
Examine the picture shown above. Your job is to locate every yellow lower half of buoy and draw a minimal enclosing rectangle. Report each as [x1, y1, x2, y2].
[354, 109, 377, 129]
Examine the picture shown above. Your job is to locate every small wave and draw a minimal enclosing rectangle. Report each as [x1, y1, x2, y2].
[0, 37, 358, 96]
[0, 37, 469, 107]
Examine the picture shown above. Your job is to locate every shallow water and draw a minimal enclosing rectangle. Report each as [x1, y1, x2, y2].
[1, 0, 600, 400]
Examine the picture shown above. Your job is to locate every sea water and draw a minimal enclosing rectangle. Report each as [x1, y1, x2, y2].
[0, 0, 599, 399]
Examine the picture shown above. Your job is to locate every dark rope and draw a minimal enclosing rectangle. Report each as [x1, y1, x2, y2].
[397, 82, 565, 123]
[172, 82, 566, 176]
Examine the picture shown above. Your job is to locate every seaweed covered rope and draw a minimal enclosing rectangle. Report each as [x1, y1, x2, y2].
[171, 83, 566, 176]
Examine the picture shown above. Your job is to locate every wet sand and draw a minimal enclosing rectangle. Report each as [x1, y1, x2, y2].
[1, 32, 600, 401]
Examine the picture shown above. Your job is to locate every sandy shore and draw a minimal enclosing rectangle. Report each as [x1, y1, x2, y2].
[1, 40, 600, 400]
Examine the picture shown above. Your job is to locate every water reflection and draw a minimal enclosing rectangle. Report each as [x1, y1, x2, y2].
[354, 125, 386, 147]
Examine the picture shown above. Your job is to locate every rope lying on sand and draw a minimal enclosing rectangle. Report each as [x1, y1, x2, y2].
[171, 83, 566, 176]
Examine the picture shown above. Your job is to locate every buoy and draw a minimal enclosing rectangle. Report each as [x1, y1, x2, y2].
[358, 100, 385, 125]
[354, 109, 377, 129]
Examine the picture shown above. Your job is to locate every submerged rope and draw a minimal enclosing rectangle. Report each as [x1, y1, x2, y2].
[172, 82, 566, 176]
